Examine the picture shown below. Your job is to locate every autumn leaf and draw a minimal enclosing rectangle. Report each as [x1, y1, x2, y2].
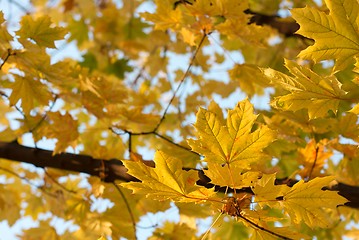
[121, 151, 215, 202]
[204, 162, 260, 189]
[8, 75, 52, 114]
[282, 176, 347, 228]
[228, 63, 270, 96]
[291, 0, 359, 71]
[20, 221, 59, 240]
[0, 12, 12, 56]
[17, 15, 66, 48]
[45, 112, 79, 154]
[251, 174, 290, 207]
[140, 0, 182, 31]
[263, 59, 347, 118]
[188, 99, 276, 169]
[297, 140, 332, 179]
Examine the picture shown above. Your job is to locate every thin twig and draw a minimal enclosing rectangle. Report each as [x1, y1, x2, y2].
[128, 133, 132, 155]
[0, 49, 12, 70]
[113, 183, 137, 240]
[0, 90, 25, 116]
[44, 169, 77, 194]
[9, 0, 31, 14]
[238, 213, 293, 240]
[30, 94, 59, 133]
[153, 32, 208, 132]
[308, 146, 319, 181]
[0, 166, 58, 198]
[208, 34, 238, 65]
[131, 47, 158, 87]
[110, 126, 198, 156]
[153, 132, 193, 152]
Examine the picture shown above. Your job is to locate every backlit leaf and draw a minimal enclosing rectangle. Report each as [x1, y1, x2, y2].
[121, 151, 216, 202]
[263, 60, 347, 118]
[188, 99, 276, 169]
[291, 0, 359, 71]
[282, 176, 347, 228]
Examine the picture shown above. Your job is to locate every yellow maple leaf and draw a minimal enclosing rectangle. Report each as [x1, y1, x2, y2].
[140, 0, 182, 31]
[251, 174, 290, 207]
[229, 63, 269, 96]
[0, 12, 12, 56]
[20, 221, 59, 240]
[188, 99, 276, 169]
[8, 75, 52, 114]
[204, 162, 260, 188]
[263, 59, 347, 119]
[17, 15, 66, 48]
[121, 151, 215, 202]
[291, 0, 359, 71]
[282, 176, 347, 228]
[45, 112, 79, 154]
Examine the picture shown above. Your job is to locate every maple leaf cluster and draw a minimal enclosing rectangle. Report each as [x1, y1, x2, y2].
[0, 0, 359, 239]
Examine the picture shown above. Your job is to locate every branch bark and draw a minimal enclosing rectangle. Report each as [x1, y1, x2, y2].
[1, 141, 358, 209]
[245, 9, 301, 37]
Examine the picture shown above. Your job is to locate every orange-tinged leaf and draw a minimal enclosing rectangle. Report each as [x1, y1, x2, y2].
[282, 176, 347, 228]
[17, 15, 66, 48]
[297, 140, 332, 179]
[121, 151, 215, 202]
[291, 0, 359, 71]
[188, 99, 276, 169]
[263, 60, 347, 118]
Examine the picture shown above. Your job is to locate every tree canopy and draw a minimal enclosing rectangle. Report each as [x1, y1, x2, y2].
[1, 0, 359, 239]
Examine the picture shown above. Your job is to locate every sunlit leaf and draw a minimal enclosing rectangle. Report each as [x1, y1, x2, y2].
[291, 0, 359, 71]
[188, 99, 276, 169]
[121, 151, 216, 202]
[282, 176, 347, 228]
[263, 59, 347, 118]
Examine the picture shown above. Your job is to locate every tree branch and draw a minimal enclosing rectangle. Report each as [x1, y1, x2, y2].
[0, 141, 358, 209]
[245, 9, 301, 37]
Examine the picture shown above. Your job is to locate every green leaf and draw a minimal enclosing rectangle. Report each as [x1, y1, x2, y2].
[105, 59, 133, 79]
